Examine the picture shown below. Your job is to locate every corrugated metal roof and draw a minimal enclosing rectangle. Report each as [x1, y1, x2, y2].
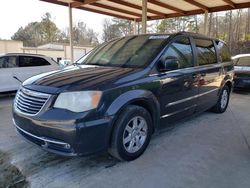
[41, 0, 250, 20]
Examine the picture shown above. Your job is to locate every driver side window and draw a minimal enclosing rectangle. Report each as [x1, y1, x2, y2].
[161, 37, 193, 69]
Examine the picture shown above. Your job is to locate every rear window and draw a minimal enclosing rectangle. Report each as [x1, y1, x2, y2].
[216, 41, 231, 62]
[194, 38, 217, 65]
[19, 56, 50, 67]
[234, 56, 250, 67]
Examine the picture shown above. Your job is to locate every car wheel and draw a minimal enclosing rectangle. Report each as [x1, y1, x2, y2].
[211, 85, 230, 113]
[109, 105, 153, 161]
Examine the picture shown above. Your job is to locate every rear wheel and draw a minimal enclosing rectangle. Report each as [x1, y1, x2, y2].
[211, 85, 230, 113]
[109, 105, 152, 161]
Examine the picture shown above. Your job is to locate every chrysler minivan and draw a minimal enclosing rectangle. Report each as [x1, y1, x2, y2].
[12, 32, 233, 161]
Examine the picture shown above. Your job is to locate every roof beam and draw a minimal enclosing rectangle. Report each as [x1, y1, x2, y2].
[137, 2, 250, 21]
[90, 2, 141, 17]
[183, 0, 209, 12]
[148, 0, 186, 15]
[222, 0, 236, 8]
[108, 0, 166, 17]
[78, 6, 135, 20]
[73, 0, 99, 4]
[71, 0, 99, 8]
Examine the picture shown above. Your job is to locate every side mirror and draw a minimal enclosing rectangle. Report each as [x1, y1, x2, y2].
[158, 56, 180, 72]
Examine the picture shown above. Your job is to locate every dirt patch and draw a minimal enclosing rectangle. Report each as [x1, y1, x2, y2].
[0, 150, 29, 188]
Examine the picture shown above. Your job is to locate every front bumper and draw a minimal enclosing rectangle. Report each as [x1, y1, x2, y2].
[13, 109, 114, 156]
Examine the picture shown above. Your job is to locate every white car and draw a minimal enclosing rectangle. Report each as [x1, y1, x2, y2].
[59, 59, 71, 68]
[0, 53, 59, 92]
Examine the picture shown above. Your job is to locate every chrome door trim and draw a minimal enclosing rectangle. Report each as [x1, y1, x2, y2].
[166, 88, 219, 107]
[161, 104, 197, 119]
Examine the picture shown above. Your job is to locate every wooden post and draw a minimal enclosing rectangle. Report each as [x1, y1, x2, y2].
[204, 11, 208, 35]
[142, 0, 147, 34]
[69, 3, 74, 63]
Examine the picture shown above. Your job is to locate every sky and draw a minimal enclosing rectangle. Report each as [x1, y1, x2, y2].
[0, 0, 111, 40]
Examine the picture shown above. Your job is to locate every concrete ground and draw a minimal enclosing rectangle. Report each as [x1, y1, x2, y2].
[0, 91, 250, 188]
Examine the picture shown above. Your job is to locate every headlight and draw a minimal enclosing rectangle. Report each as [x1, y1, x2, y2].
[54, 91, 102, 112]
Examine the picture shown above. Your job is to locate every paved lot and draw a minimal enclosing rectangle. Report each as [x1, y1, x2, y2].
[0, 91, 250, 188]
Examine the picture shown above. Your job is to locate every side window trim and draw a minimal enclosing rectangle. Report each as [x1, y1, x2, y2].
[193, 37, 217, 66]
[156, 35, 194, 72]
[213, 40, 220, 63]
[189, 36, 198, 67]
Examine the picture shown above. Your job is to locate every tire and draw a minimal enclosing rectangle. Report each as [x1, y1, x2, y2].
[109, 105, 153, 161]
[211, 85, 230, 113]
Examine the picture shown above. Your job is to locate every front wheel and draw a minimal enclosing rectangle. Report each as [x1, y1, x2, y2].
[109, 105, 153, 161]
[211, 85, 230, 113]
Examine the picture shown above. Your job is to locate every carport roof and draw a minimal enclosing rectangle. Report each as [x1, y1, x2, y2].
[41, 0, 250, 21]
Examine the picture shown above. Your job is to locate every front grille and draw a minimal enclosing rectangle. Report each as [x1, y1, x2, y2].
[14, 88, 50, 115]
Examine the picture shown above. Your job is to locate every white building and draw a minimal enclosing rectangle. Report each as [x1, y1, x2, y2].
[0, 40, 94, 62]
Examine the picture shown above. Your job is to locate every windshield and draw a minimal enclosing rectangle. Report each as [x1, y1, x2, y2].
[234, 56, 250, 66]
[77, 35, 169, 68]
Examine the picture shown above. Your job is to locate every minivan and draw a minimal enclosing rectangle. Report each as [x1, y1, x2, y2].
[12, 32, 233, 161]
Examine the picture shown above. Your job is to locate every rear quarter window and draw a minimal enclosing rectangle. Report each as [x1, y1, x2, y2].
[234, 56, 250, 66]
[19, 56, 51, 67]
[194, 38, 217, 65]
[216, 41, 231, 62]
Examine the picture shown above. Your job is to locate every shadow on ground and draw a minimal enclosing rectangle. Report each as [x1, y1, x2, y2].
[0, 150, 29, 188]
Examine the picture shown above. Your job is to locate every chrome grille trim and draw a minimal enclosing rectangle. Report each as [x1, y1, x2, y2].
[14, 88, 51, 116]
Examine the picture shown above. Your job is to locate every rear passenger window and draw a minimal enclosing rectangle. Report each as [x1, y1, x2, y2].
[19, 56, 50, 67]
[194, 39, 217, 65]
[161, 36, 193, 68]
[216, 41, 231, 62]
[0, 56, 17, 68]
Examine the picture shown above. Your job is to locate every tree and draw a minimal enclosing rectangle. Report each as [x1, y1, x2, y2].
[57, 21, 99, 45]
[12, 12, 98, 46]
[11, 22, 42, 46]
[102, 18, 122, 42]
[40, 12, 59, 43]
[11, 13, 60, 46]
[157, 16, 198, 33]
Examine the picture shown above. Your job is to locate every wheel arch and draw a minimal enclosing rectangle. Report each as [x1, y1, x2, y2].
[106, 90, 160, 143]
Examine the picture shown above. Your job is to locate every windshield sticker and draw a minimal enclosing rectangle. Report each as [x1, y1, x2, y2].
[149, 35, 169, 39]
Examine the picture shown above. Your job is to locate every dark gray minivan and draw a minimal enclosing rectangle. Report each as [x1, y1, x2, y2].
[13, 32, 233, 161]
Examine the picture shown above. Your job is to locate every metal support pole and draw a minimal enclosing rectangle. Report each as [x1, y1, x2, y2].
[133, 19, 137, 34]
[142, 0, 147, 34]
[204, 11, 208, 35]
[69, 3, 74, 63]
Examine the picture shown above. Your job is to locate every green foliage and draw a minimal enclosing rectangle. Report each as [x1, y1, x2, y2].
[244, 34, 250, 40]
[40, 12, 59, 43]
[11, 12, 98, 47]
[11, 22, 42, 46]
[102, 18, 133, 42]
[157, 16, 199, 33]
[72, 22, 99, 45]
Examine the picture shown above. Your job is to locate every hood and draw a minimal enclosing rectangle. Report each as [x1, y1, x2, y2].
[23, 65, 139, 93]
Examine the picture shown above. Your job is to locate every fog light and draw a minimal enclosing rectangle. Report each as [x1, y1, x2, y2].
[64, 144, 71, 149]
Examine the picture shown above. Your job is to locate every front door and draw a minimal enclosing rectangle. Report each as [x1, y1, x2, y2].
[157, 36, 199, 124]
